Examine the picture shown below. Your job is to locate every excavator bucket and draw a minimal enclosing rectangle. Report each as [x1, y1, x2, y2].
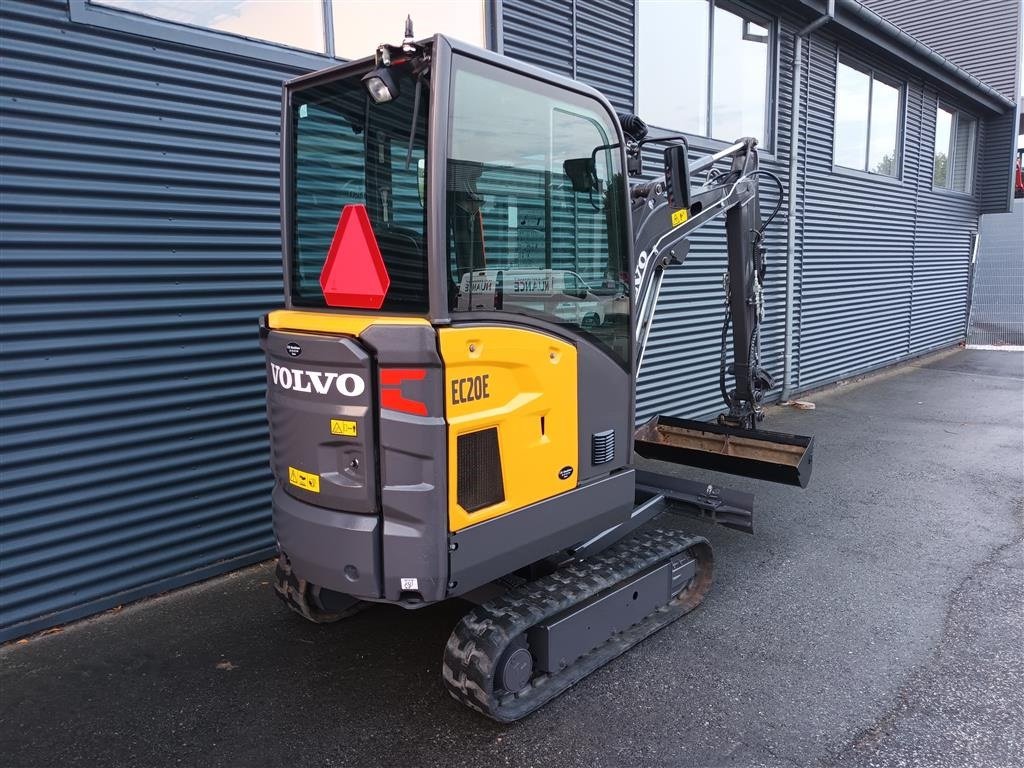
[633, 415, 813, 488]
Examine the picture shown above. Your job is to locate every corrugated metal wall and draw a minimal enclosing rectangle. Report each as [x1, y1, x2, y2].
[862, 0, 1021, 100]
[798, 33, 980, 386]
[503, 0, 986, 413]
[0, 0, 310, 641]
[0, 0, 1006, 640]
[977, 107, 1020, 214]
[968, 198, 1024, 347]
[863, 0, 1021, 215]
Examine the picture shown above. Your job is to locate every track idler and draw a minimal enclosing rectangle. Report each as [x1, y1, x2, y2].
[442, 527, 712, 722]
[273, 552, 366, 623]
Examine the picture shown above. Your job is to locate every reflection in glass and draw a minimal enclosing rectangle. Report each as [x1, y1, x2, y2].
[834, 63, 870, 171]
[711, 8, 769, 142]
[638, 0, 709, 135]
[951, 115, 976, 192]
[868, 78, 899, 176]
[447, 59, 631, 366]
[290, 69, 429, 312]
[94, 0, 326, 52]
[933, 106, 954, 188]
[332, 1, 485, 59]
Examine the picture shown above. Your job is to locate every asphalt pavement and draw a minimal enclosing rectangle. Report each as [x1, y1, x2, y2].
[2, 348, 1022, 768]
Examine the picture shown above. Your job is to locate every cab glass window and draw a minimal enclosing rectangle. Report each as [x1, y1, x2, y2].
[289, 68, 429, 312]
[446, 56, 631, 367]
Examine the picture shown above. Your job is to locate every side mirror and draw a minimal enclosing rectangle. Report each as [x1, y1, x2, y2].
[417, 158, 426, 207]
[663, 143, 691, 214]
[563, 157, 599, 193]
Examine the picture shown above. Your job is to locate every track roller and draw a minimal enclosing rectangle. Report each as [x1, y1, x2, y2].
[442, 527, 712, 722]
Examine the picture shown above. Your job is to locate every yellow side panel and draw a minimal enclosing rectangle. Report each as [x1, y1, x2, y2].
[440, 326, 578, 532]
[267, 309, 430, 336]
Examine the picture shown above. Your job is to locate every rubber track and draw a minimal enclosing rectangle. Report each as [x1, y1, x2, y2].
[272, 553, 365, 623]
[442, 527, 713, 722]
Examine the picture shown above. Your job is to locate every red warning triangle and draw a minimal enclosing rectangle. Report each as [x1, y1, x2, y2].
[319, 204, 390, 309]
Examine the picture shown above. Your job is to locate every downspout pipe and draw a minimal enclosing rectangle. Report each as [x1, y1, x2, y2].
[781, 0, 834, 402]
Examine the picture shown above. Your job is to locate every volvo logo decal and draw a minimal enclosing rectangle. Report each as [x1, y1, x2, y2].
[269, 364, 366, 397]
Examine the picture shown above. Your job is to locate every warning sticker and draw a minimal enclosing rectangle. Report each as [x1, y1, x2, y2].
[288, 466, 320, 493]
[670, 208, 689, 228]
[330, 419, 358, 437]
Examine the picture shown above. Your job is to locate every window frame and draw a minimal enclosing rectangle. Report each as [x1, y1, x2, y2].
[633, 0, 778, 154]
[70, 0, 499, 68]
[443, 51, 633, 369]
[831, 53, 905, 181]
[932, 101, 978, 196]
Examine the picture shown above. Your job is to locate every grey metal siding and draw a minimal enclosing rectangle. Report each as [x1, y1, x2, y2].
[797, 35, 917, 387]
[501, 0, 574, 77]
[978, 107, 1020, 214]
[0, 0, 305, 641]
[862, 0, 1022, 100]
[861, 0, 1020, 215]
[797, 33, 980, 383]
[968, 198, 1024, 347]
[910, 86, 979, 354]
[575, 0, 634, 113]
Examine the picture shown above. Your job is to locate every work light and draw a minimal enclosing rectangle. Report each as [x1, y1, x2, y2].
[362, 67, 399, 103]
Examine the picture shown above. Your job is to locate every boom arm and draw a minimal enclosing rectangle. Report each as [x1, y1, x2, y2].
[628, 135, 776, 430]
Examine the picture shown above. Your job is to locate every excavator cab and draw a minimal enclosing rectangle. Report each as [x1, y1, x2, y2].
[260, 31, 812, 722]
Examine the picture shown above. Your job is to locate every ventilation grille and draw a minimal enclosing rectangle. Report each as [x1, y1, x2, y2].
[592, 429, 616, 465]
[457, 428, 505, 512]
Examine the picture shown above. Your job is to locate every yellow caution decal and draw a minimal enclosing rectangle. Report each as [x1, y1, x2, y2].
[330, 419, 358, 437]
[670, 208, 689, 228]
[288, 466, 320, 493]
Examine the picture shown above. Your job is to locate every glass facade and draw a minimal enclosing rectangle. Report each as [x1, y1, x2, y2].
[92, 0, 486, 55]
[638, 0, 772, 146]
[834, 60, 901, 177]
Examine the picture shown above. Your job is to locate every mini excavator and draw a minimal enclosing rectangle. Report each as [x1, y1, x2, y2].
[260, 25, 814, 722]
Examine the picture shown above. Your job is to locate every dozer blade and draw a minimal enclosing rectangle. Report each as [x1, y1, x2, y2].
[633, 414, 813, 488]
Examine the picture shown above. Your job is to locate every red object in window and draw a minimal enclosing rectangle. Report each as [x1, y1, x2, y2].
[319, 204, 390, 309]
[380, 368, 428, 416]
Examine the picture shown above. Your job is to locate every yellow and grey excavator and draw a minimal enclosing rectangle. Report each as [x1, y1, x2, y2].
[260, 24, 813, 722]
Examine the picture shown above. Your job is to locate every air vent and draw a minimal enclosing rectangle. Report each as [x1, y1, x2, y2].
[457, 428, 505, 512]
[592, 429, 615, 465]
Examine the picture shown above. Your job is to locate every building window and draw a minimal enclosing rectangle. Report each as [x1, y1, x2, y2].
[637, 0, 773, 147]
[833, 59, 902, 177]
[332, 3, 485, 59]
[90, 0, 487, 57]
[933, 105, 977, 193]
